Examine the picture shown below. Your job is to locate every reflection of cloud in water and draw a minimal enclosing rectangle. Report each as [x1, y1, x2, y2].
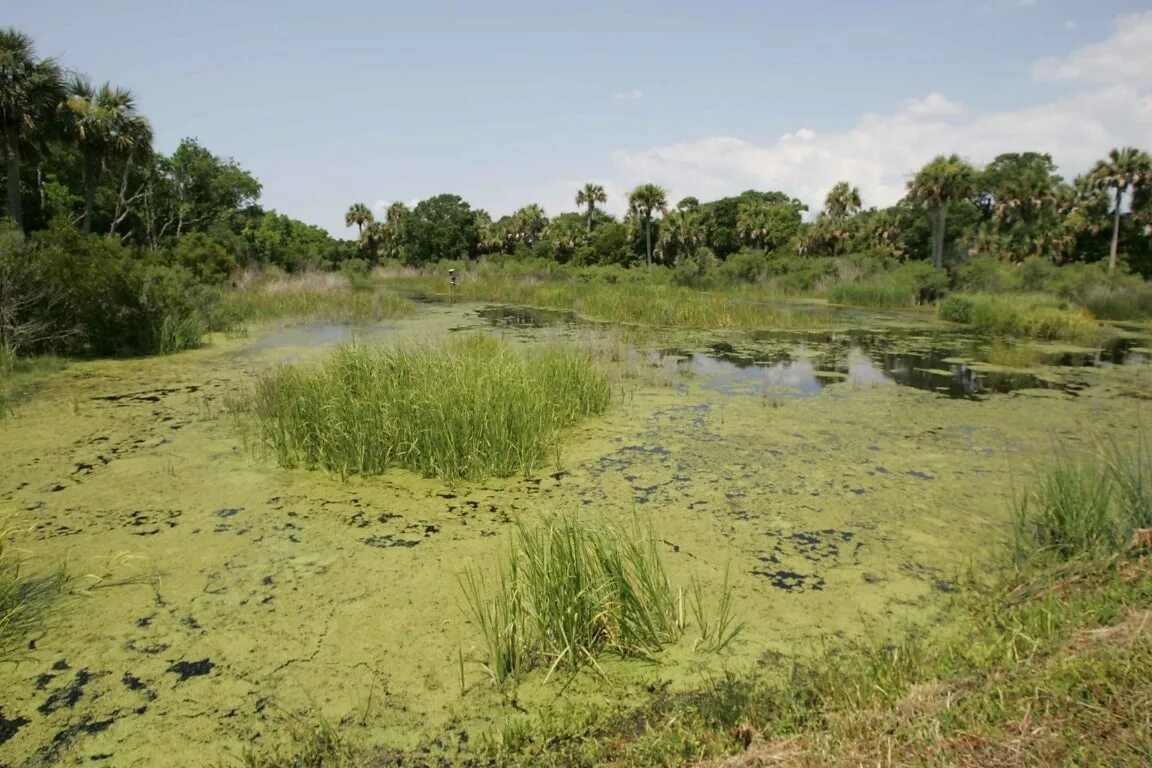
[760, 357, 821, 394]
[845, 348, 894, 387]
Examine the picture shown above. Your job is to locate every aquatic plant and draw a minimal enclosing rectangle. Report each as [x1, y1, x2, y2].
[462, 514, 682, 684]
[939, 292, 1101, 342]
[825, 281, 916, 308]
[0, 525, 68, 664]
[1014, 430, 1152, 562]
[249, 335, 611, 481]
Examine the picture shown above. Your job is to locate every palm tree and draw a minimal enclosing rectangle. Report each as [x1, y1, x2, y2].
[660, 208, 702, 263]
[824, 182, 862, 220]
[736, 199, 776, 250]
[907, 154, 978, 269]
[1088, 147, 1152, 272]
[575, 183, 607, 232]
[385, 201, 409, 225]
[63, 79, 152, 233]
[345, 202, 373, 237]
[511, 203, 548, 246]
[627, 183, 667, 266]
[0, 29, 64, 230]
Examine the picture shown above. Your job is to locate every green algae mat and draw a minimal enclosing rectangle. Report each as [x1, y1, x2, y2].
[1, 302, 1148, 766]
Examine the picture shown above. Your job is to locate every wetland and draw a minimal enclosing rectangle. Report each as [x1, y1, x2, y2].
[2, 296, 1148, 766]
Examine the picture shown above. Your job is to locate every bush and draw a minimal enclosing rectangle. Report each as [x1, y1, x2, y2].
[248, 336, 612, 482]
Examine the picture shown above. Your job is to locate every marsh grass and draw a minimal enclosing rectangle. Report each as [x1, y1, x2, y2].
[462, 514, 682, 685]
[391, 271, 831, 331]
[224, 272, 413, 323]
[1015, 430, 1152, 563]
[983, 339, 1043, 368]
[689, 563, 744, 653]
[151, 312, 207, 356]
[939, 292, 1101, 342]
[826, 281, 916, 309]
[0, 526, 68, 664]
[249, 336, 611, 482]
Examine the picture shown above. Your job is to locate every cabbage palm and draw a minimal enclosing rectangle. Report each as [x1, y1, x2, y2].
[1088, 147, 1152, 272]
[575, 183, 607, 232]
[736, 199, 775, 250]
[907, 154, 978, 269]
[824, 181, 862, 220]
[511, 203, 548, 246]
[627, 183, 667, 266]
[385, 201, 409, 225]
[0, 29, 64, 230]
[63, 78, 152, 233]
[345, 202, 373, 237]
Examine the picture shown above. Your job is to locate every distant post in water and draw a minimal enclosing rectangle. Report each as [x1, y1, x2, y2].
[448, 268, 457, 302]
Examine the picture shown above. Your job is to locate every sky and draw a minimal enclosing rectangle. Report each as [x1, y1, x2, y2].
[7, 1, 1152, 236]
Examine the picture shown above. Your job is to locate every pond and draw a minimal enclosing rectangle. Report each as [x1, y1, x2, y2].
[0, 300, 1148, 766]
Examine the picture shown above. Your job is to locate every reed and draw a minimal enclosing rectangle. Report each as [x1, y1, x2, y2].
[249, 335, 611, 482]
[0, 525, 68, 664]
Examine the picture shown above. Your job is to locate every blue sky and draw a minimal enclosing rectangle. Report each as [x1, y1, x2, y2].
[9, 1, 1152, 235]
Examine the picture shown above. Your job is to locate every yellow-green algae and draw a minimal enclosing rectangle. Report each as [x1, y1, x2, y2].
[0, 303, 1148, 766]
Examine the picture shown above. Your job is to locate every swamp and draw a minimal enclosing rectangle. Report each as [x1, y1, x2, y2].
[2, 290, 1149, 766]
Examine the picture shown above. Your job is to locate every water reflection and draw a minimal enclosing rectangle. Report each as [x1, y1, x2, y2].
[660, 346, 1072, 399]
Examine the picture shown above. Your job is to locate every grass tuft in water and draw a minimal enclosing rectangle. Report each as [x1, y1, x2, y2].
[462, 514, 682, 685]
[249, 335, 611, 482]
[0, 525, 69, 664]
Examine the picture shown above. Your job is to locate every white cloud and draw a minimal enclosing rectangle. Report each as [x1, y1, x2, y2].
[1063, 19, 1077, 31]
[611, 13, 1152, 214]
[613, 88, 645, 101]
[1035, 11, 1152, 87]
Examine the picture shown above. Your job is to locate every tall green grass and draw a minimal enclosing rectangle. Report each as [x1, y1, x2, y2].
[939, 292, 1101, 342]
[825, 281, 917, 308]
[1, 526, 68, 664]
[224, 272, 414, 323]
[462, 514, 683, 685]
[1014, 430, 1152, 563]
[249, 336, 611, 481]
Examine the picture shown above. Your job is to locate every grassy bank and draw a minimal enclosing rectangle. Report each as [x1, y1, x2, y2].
[244, 335, 611, 482]
[241, 430, 1152, 767]
[222, 272, 414, 324]
[938, 293, 1102, 342]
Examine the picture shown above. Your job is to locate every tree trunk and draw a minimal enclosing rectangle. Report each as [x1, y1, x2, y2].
[1109, 187, 1122, 273]
[645, 217, 652, 267]
[586, 204, 594, 232]
[82, 151, 99, 234]
[4, 134, 22, 231]
[931, 203, 949, 270]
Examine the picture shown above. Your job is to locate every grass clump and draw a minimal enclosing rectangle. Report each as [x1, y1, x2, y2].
[938, 292, 1101, 342]
[1015, 431, 1152, 563]
[462, 514, 683, 684]
[826, 280, 916, 308]
[1, 525, 68, 664]
[250, 335, 611, 482]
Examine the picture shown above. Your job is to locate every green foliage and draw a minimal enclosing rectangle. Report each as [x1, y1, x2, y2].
[1015, 431, 1152, 563]
[938, 292, 1100, 341]
[396, 194, 480, 266]
[247, 336, 611, 482]
[462, 514, 681, 685]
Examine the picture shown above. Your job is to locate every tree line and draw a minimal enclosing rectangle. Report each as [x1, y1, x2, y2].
[346, 152, 1152, 278]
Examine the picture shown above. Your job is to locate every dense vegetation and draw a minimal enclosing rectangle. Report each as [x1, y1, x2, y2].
[1, 29, 352, 362]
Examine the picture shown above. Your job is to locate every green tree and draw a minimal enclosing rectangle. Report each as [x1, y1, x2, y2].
[62, 79, 152, 233]
[907, 154, 978, 269]
[824, 182, 862, 220]
[627, 183, 667, 266]
[1088, 147, 1152, 272]
[396, 194, 479, 266]
[147, 138, 261, 244]
[575, 183, 607, 232]
[344, 202, 373, 238]
[510, 203, 548, 247]
[0, 29, 64, 230]
[660, 208, 702, 264]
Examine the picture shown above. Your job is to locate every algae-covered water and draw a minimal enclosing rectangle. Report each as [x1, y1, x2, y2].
[1, 301, 1148, 766]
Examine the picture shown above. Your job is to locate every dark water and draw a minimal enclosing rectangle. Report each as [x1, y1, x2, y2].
[476, 305, 580, 327]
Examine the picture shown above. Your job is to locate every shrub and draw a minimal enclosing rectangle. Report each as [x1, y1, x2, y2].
[249, 336, 612, 481]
